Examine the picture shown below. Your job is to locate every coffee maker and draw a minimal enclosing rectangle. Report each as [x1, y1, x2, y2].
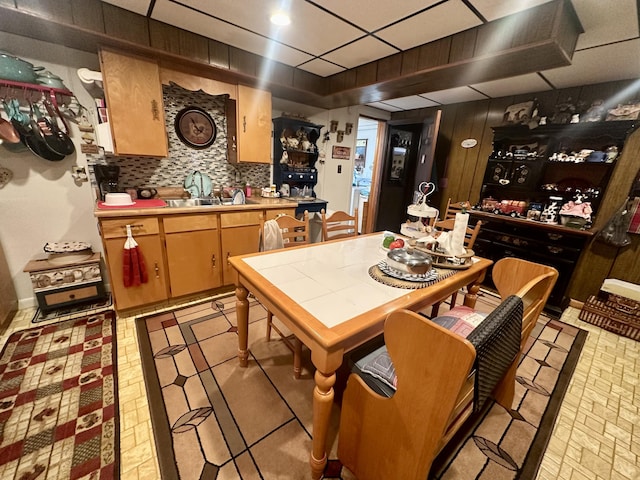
[94, 165, 120, 200]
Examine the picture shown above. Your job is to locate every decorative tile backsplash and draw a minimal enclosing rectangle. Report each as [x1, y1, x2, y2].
[90, 82, 271, 193]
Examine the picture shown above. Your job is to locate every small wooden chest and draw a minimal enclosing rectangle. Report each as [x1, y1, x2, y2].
[24, 253, 106, 313]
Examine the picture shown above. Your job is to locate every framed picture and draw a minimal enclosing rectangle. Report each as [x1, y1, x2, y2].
[389, 146, 406, 181]
[332, 146, 351, 160]
[355, 139, 367, 173]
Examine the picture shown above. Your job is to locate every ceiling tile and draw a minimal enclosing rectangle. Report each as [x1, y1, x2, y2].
[469, 0, 554, 22]
[471, 73, 552, 98]
[152, 1, 313, 66]
[422, 86, 488, 104]
[102, 0, 150, 15]
[321, 36, 398, 69]
[376, 0, 482, 50]
[380, 96, 440, 110]
[178, 0, 364, 56]
[541, 39, 640, 88]
[297, 58, 346, 77]
[312, 0, 441, 32]
[366, 102, 404, 112]
[571, 0, 639, 50]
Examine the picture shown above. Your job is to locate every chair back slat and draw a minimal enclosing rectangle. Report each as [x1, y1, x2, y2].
[321, 208, 358, 241]
[433, 218, 482, 249]
[274, 211, 310, 247]
[443, 199, 471, 220]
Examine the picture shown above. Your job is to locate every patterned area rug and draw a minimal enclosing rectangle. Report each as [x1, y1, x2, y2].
[0, 311, 119, 479]
[430, 317, 587, 479]
[136, 292, 585, 479]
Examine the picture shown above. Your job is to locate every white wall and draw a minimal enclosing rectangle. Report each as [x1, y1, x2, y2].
[0, 33, 103, 307]
[310, 106, 390, 212]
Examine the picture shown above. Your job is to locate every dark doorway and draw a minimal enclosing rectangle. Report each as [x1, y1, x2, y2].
[375, 124, 423, 232]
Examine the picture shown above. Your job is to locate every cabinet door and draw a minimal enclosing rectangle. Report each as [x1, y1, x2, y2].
[165, 230, 222, 297]
[236, 85, 271, 163]
[103, 235, 168, 310]
[100, 48, 168, 157]
[221, 225, 261, 285]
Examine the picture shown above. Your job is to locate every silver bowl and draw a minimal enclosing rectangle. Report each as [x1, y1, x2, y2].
[386, 248, 432, 275]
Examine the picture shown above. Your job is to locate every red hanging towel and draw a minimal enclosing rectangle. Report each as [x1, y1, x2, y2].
[130, 246, 142, 286]
[123, 225, 148, 287]
[122, 246, 133, 287]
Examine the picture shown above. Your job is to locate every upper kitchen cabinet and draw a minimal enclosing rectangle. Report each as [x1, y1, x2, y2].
[231, 85, 271, 163]
[99, 48, 169, 157]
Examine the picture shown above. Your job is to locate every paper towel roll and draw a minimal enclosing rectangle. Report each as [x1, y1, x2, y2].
[451, 212, 469, 256]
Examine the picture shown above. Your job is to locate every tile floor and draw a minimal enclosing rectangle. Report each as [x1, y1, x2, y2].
[2, 298, 639, 480]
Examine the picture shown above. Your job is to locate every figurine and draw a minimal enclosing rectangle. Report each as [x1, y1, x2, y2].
[582, 99, 606, 122]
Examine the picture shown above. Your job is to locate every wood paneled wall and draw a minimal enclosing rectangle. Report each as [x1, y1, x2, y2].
[392, 78, 640, 302]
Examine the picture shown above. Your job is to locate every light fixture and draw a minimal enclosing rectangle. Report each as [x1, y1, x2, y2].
[270, 12, 291, 26]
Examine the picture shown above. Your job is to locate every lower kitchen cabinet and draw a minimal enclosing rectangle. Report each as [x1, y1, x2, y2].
[220, 211, 263, 285]
[100, 217, 168, 310]
[98, 207, 292, 310]
[164, 214, 222, 297]
[469, 211, 592, 313]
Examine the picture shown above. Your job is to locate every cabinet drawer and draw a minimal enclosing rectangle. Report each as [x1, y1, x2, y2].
[220, 211, 262, 228]
[101, 217, 159, 238]
[264, 208, 296, 221]
[164, 214, 218, 233]
[43, 285, 100, 306]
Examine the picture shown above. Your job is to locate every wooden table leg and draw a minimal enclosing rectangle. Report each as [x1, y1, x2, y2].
[236, 285, 249, 367]
[310, 369, 336, 479]
[463, 273, 485, 309]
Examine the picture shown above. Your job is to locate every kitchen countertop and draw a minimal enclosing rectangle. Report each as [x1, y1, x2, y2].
[94, 196, 298, 218]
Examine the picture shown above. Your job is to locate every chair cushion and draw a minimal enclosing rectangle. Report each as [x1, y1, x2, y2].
[431, 306, 487, 337]
[356, 347, 397, 391]
[352, 297, 522, 403]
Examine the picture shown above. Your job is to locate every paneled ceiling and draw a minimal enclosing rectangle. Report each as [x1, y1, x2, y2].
[102, 0, 640, 111]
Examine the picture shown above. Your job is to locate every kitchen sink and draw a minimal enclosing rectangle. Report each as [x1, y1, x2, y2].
[165, 198, 231, 207]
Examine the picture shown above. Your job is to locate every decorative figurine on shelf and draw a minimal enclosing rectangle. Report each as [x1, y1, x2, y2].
[550, 98, 576, 124]
[540, 196, 563, 224]
[582, 99, 606, 122]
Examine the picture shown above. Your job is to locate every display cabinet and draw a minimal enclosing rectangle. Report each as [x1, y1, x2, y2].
[473, 120, 637, 312]
[272, 116, 323, 197]
[481, 121, 635, 219]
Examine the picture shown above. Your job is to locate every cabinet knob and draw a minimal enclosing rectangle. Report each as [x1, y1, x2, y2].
[211, 254, 216, 268]
[154, 262, 160, 278]
[69, 294, 75, 300]
[227, 252, 231, 265]
[243, 116, 247, 133]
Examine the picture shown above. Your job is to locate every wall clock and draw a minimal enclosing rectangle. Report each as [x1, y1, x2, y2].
[174, 106, 217, 149]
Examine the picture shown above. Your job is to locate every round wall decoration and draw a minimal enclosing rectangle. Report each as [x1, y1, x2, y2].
[174, 106, 217, 149]
[461, 138, 478, 148]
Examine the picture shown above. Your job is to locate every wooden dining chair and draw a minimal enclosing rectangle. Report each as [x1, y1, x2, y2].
[265, 211, 309, 378]
[443, 198, 472, 220]
[337, 259, 558, 480]
[321, 208, 358, 241]
[430, 218, 482, 317]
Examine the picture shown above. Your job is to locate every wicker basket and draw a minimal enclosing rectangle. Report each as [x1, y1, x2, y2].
[579, 293, 640, 340]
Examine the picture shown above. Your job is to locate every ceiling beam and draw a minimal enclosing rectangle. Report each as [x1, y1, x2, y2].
[0, 0, 582, 109]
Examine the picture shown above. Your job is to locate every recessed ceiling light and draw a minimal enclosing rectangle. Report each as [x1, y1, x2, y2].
[270, 12, 291, 26]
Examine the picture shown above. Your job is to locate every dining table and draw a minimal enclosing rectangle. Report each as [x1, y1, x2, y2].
[229, 232, 493, 479]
